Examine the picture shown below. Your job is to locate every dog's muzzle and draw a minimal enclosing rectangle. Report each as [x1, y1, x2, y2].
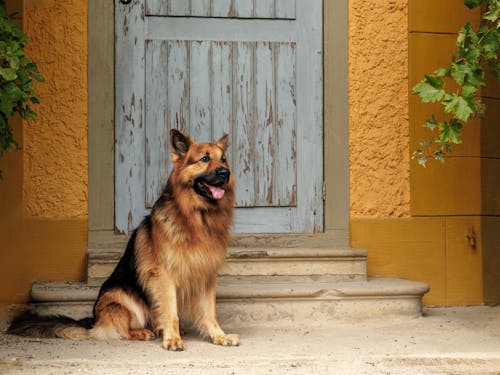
[194, 168, 230, 200]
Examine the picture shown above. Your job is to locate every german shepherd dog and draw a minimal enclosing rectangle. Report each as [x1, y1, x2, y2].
[8, 130, 239, 351]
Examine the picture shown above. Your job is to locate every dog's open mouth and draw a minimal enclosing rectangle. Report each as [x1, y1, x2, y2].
[193, 168, 230, 201]
[194, 179, 226, 200]
[203, 182, 225, 199]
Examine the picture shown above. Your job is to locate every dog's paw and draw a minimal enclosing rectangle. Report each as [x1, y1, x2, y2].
[212, 333, 240, 346]
[162, 336, 185, 351]
[129, 329, 156, 341]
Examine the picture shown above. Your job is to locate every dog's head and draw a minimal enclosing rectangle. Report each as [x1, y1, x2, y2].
[169, 129, 235, 209]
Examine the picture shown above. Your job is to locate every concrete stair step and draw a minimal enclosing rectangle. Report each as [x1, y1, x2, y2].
[87, 247, 368, 286]
[29, 276, 429, 324]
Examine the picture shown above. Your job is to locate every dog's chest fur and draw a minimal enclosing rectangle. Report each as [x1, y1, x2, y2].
[156, 208, 229, 285]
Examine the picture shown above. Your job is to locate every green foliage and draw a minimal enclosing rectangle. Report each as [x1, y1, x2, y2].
[0, 1, 43, 179]
[412, 0, 500, 166]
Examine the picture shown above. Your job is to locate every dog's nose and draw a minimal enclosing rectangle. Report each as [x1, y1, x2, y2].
[216, 168, 230, 181]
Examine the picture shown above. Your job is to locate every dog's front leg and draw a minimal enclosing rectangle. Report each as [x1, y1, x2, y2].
[196, 278, 240, 347]
[149, 273, 184, 351]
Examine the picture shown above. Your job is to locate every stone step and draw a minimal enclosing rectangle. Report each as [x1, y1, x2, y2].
[29, 276, 429, 324]
[86, 246, 368, 286]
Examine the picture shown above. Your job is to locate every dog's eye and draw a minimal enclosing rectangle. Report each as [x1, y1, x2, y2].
[200, 155, 211, 163]
[221, 155, 227, 163]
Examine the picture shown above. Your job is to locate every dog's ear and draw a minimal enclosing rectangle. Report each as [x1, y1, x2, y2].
[170, 129, 192, 160]
[215, 134, 230, 151]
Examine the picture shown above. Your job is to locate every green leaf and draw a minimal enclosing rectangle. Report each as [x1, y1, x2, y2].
[463, 0, 483, 9]
[31, 73, 45, 82]
[0, 98, 13, 117]
[413, 81, 445, 103]
[434, 67, 451, 77]
[457, 23, 470, 47]
[5, 84, 24, 103]
[457, 23, 481, 60]
[461, 84, 477, 98]
[442, 93, 474, 122]
[467, 65, 485, 86]
[438, 122, 450, 143]
[424, 74, 444, 89]
[483, 8, 500, 22]
[481, 29, 500, 60]
[449, 118, 463, 144]
[417, 155, 428, 167]
[419, 140, 434, 148]
[0, 67, 17, 81]
[411, 149, 428, 167]
[25, 62, 38, 72]
[424, 116, 438, 130]
[451, 62, 469, 86]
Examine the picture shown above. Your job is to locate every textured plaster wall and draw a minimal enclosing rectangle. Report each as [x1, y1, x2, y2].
[349, 0, 410, 217]
[22, 0, 88, 218]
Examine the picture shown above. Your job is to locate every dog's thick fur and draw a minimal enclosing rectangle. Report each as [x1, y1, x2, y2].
[8, 130, 239, 350]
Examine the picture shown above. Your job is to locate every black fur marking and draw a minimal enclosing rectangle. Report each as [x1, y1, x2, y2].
[7, 312, 92, 338]
[171, 129, 191, 156]
[94, 228, 151, 313]
[152, 178, 174, 213]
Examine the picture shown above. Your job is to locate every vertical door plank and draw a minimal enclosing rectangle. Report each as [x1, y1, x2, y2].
[255, 0, 275, 18]
[115, 1, 146, 234]
[189, 41, 212, 141]
[255, 42, 275, 206]
[169, 0, 190, 16]
[296, 0, 323, 231]
[275, 0, 295, 19]
[167, 40, 190, 134]
[191, 0, 211, 16]
[212, 0, 232, 17]
[233, 0, 254, 18]
[211, 41, 233, 151]
[233, 42, 255, 206]
[145, 40, 169, 207]
[274, 42, 297, 206]
[146, 0, 169, 15]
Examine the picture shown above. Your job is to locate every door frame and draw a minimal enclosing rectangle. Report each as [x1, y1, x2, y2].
[87, 0, 349, 247]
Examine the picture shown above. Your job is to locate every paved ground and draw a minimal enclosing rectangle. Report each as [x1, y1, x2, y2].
[0, 306, 499, 374]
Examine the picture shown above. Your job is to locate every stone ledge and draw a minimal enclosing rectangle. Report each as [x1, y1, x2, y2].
[30, 276, 428, 302]
[29, 276, 428, 323]
[87, 246, 368, 261]
[87, 247, 369, 284]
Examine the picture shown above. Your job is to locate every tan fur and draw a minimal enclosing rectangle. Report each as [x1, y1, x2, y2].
[91, 289, 153, 341]
[91, 131, 239, 351]
[53, 326, 90, 340]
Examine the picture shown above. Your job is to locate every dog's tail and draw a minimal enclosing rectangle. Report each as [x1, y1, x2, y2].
[7, 312, 93, 340]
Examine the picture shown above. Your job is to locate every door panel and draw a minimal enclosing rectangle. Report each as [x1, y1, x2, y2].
[146, 0, 296, 18]
[115, 0, 322, 234]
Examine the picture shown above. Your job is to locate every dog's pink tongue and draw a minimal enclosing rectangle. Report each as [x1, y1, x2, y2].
[208, 185, 225, 199]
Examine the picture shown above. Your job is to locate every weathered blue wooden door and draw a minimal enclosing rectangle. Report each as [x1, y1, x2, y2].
[115, 0, 323, 234]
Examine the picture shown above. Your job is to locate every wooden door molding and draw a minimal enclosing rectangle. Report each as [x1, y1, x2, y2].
[88, 0, 350, 244]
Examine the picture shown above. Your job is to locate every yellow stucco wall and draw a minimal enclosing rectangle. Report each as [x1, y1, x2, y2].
[350, 0, 500, 306]
[348, 0, 411, 218]
[22, 0, 88, 218]
[0, 0, 88, 305]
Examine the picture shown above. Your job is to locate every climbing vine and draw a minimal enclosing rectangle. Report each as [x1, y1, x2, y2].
[412, 0, 500, 166]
